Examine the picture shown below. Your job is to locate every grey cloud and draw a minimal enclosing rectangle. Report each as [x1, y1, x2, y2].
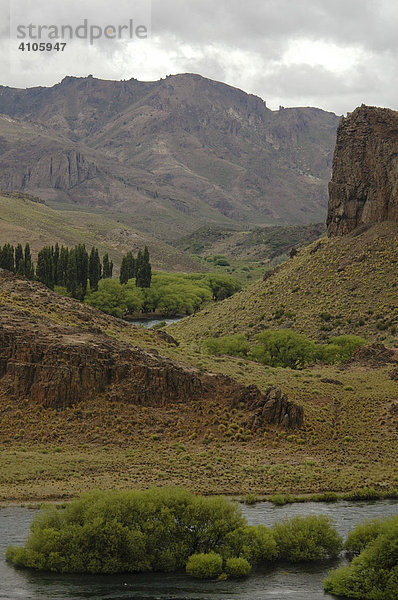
[0, 0, 397, 114]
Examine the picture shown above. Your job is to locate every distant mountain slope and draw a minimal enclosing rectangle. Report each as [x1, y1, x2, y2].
[0, 192, 203, 273]
[0, 74, 340, 238]
[170, 222, 398, 345]
[172, 222, 326, 261]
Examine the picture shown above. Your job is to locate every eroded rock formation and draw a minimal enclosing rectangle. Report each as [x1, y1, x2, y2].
[327, 105, 398, 236]
[0, 270, 303, 429]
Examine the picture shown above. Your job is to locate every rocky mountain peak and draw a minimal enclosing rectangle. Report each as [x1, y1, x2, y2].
[327, 104, 398, 236]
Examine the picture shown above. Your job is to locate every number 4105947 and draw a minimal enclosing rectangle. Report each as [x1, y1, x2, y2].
[18, 42, 67, 51]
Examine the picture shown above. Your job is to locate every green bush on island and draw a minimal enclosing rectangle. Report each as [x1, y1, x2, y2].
[344, 518, 383, 554]
[222, 524, 277, 563]
[185, 552, 223, 578]
[6, 487, 347, 577]
[6, 488, 244, 574]
[225, 557, 252, 577]
[324, 514, 398, 600]
[85, 272, 241, 318]
[203, 330, 365, 368]
[272, 515, 343, 561]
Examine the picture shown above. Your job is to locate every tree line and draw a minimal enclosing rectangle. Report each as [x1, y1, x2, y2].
[119, 246, 152, 288]
[0, 241, 153, 301]
[0, 241, 115, 300]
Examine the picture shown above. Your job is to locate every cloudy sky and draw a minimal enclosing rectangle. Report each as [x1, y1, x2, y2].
[1, 0, 398, 114]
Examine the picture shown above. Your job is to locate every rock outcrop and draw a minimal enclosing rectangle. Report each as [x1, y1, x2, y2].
[241, 385, 304, 431]
[347, 343, 397, 368]
[0, 270, 303, 429]
[327, 105, 398, 236]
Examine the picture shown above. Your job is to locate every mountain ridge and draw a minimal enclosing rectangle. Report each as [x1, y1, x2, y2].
[0, 74, 340, 238]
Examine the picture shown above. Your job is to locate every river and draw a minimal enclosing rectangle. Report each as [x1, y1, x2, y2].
[127, 317, 184, 329]
[0, 499, 396, 600]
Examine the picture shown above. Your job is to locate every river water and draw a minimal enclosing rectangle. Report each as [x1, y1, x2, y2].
[127, 317, 183, 329]
[1, 499, 397, 600]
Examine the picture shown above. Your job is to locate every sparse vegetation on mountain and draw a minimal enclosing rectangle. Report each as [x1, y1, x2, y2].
[171, 223, 398, 346]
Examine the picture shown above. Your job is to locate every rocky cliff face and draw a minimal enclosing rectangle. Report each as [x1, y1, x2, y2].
[0, 270, 303, 429]
[327, 105, 398, 235]
[0, 74, 339, 235]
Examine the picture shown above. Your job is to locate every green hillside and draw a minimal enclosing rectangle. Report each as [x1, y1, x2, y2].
[170, 223, 398, 347]
[0, 193, 203, 273]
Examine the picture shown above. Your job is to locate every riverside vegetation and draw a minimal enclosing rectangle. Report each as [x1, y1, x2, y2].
[0, 240, 241, 317]
[6, 487, 397, 598]
[5, 487, 342, 576]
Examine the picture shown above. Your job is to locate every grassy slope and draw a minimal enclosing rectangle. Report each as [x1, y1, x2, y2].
[0, 246, 397, 500]
[170, 223, 326, 285]
[173, 223, 326, 261]
[170, 223, 398, 346]
[0, 194, 204, 273]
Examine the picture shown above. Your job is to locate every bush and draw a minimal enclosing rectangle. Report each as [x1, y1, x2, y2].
[203, 334, 251, 357]
[344, 518, 383, 554]
[324, 515, 398, 599]
[323, 335, 366, 362]
[186, 552, 223, 579]
[253, 329, 318, 369]
[6, 488, 244, 574]
[269, 494, 292, 506]
[344, 487, 380, 501]
[222, 525, 277, 563]
[272, 515, 343, 561]
[202, 329, 365, 368]
[225, 557, 252, 577]
[205, 274, 242, 301]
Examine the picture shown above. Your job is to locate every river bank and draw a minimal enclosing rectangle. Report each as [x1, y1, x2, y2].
[1, 439, 397, 505]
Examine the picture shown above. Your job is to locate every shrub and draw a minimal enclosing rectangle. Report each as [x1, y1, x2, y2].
[269, 494, 291, 506]
[328, 335, 366, 360]
[205, 274, 242, 301]
[272, 515, 343, 561]
[203, 330, 365, 368]
[222, 525, 277, 563]
[344, 487, 380, 501]
[344, 519, 383, 554]
[5, 488, 244, 574]
[203, 334, 251, 358]
[324, 515, 398, 599]
[225, 557, 252, 577]
[241, 493, 258, 505]
[186, 552, 223, 579]
[253, 329, 318, 369]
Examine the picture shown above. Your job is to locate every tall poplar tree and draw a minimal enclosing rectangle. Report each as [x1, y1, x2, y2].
[36, 247, 54, 289]
[24, 243, 34, 280]
[15, 244, 24, 276]
[89, 247, 101, 291]
[102, 253, 113, 279]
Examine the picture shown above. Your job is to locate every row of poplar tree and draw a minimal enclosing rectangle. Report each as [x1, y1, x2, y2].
[119, 246, 152, 288]
[0, 242, 152, 300]
[0, 242, 113, 300]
